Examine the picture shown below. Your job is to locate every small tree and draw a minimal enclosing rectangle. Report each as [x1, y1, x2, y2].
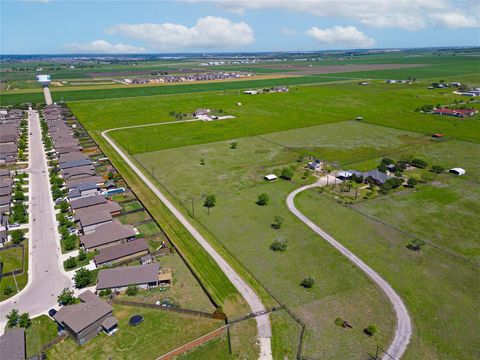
[364, 324, 377, 336]
[6, 309, 19, 328]
[271, 216, 284, 229]
[74, 268, 92, 288]
[99, 289, 112, 297]
[280, 167, 294, 180]
[407, 239, 426, 251]
[407, 178, 418, 188]
[126, 285, 139, 296]
[300, 277, 315, 288]
[107, 171, 114, 180]
[13, 190, 25, 202]
[431, 165, 444, 174]
[257, 193, 270, 206]
[200, 158, 205, 165]
[78, 249, 87, 262]
[270, 239, 287, 252]
[230, 142, 238, 149]
[58, 288, 76, 305]
[203, 194, 216, 214]
[65, 256, 77, 270]
[18, 313, 31, 328]
[3, 285, 14, 296]
[59, 201, 70, 213]
[381, 158, 395, 166]
[377, 163, 388, 173]
[10, 230, 24, 245]
[63, 235, 77, 251]
[411, 158, 428, 169]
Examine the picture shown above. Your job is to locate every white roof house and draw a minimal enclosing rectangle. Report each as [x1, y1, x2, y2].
[337, 171, 352, 179]
[264, 174, 277, 181]
[449, 168, 465, 176]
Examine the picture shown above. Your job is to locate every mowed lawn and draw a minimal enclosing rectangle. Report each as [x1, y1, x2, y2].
[47, 304, 224, 360]
[70, 81, 480, 153]
[296, 191, 480, 360]
[0, 244, 29, 301]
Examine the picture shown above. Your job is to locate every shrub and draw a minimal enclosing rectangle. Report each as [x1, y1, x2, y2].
[407, 178, 418, 188]
[364, 325, 377, 336]
[280, 167, 294, 180]
[65, 257, 77, 269]
[18, 313, 31, 328]
[230, 142, 237, 149]
[13, 190, 25, 202]
[407, 239, 426, 251]
[257, 193, 270, 206]
[411, 158, 428, 169]
[74, 268, 92, 288]
[271, 216, 284, 229]
[63, 235, 77, 251]
[57, 288, 76, 305]
[78, 249, 87, 261]
[300, 277, 315, 288]
[334, 317, 344, 327]
[59, 201, 70, 213]
[270, 239, 287, 252]
[431, 165, 445, 174]
[99, 289, 112, 297]
[126, 285, 139, 296]
[4, 285, 14, 296]
[381, 158, 395, 165]
[10, 230, 24, 245]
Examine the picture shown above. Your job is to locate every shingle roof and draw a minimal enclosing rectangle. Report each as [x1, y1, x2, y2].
[97, 263, 159, 290]
[65, 176, 105, 189]
[0, 328, 25, 360]
[59, 159, 93, 170]
[53, 290, 113, 333]
[94, 238, 149, 265]
[70, 195, 107, 210]
[76, 210, 112, 228]
[80, 220, 135, 249]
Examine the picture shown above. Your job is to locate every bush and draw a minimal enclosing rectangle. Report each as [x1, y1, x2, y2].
[3, 285, 14, 296]
[99, 289, 112, 297]
[74, 268, 92, 288]
[407, 178, 418, 188]
[57, 288, 76, 305]
[271, 216, 284, 229]
[126, 285, 139, 296]
[78, 249, 87, 261]
[59, 201, 70, 213]
[411, 158, 428, 169]
[300, 277, 315, 288]
[381, 158, 395, 166]
[270, 239, 287, 252]
[10, 230, 24, 245]
[18, 313, 31, 329]
[280, 167, 294, 180]
[407, 239, 426, 251]
[364, 325, 377, 336]
[65, 257, 77, 269]
[257, 193, 270, 206]
[63, 235, 77, 251]
[230, 142, 237, 149]
[431, 165, 444, 174]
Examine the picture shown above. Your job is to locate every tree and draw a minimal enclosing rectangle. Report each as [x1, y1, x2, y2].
[230, 142, 237, 149]
[431, 165, 444, 174]
[381, 158, 395, 166]
[6, 309, 19, 328]
[18, 313, 32, 328]
[364, 324, 377, 336]
[203, 194, 216, 214]
[62, 235, 77, 251]
[270, 239, 287, 252]
[107, 171, 115, 180]
[99, 289, 112, 297]
[271, 216, 284, 229]
[59, 201, 70, 213]
[411, 158, 428, 169]
[257, 193, 270, 206]
[377, 163, 388, 173]
[13, 190, 25, 202]
[280, 167, 294, 180]
[10, 230, 24, 245]
[126, 285, 139, 296]
[200, 158, 205, 165]
[74, 268, 92, 288]
[3, 285, 13, 296]
[407, 239, 426, 251]
[350, 173, 364, 184]
[57, 288, 76, 305]
[65, 256, 77, 270]
[78, 249, 87, 262]
[407, 178, 418, 188]
[300, 277, 315, 288]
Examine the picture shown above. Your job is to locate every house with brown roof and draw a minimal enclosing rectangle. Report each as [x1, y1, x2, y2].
[0, 328, 25, 360]
[80, 220, 136, 251]
[70, 195, 107, 210]
[75, 210, 112, 235]
[53, 290, 118, 345]
[94, 238, 149, 267]
[74, 200, 122, 217]
[65, 176, 105, 189]
[97, 263, 166, 292]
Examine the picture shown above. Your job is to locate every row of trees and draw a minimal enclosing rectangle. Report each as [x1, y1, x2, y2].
[5, 309, 31, 329]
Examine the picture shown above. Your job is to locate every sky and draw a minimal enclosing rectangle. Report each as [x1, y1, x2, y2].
[1, 0, 479, 54]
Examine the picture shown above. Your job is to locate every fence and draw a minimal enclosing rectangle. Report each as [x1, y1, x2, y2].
[41, 333, 67, 352]
[0, 244, 25, 279]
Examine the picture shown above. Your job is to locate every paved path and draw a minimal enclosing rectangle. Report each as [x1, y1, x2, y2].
[286, 176, 412, 360]
[0, 110, 72, 334]
[102, 124, 272, 360]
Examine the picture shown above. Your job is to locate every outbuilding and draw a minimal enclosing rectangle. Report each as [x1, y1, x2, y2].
[264, 174, 277, 181]
[449, 168, 466, 176]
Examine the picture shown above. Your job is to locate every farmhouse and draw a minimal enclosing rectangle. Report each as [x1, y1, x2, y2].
[53, 290, 118, 345]
[94, 238, 149, 267]
[362, 169, 390, 185]
[0, 328, 25, 360]
[76, 210, 112, 235]
[244, 90, 260, 95]
[308, 161, 323, 171]
[96, 263, 169, 291]
[80, 220, 136, 251]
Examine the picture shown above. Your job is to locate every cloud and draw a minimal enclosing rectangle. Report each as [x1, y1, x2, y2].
[106, 16, 254, 50]
[185, 0, 480, 30]
[429, 12, 480, 28]
[306, 26, 375, 48]
[281, 27, 297, 36]
[62, 40, 145, 54]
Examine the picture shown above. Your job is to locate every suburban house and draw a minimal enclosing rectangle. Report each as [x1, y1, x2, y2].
[96, 263, 170, 292]
[52, 290, 118, 345]
[70, 195, 107, 211]
[94, 238, 149, 267]
[58, 152, 88, 163]
[0, 328, 25, 360]
[80, 220, 136, 251]
[59, 159, 93, 170]
[74, 201, 122, 217]
[65, 175, 105, 189]
[68, 182, 99, 200]
[76, 210, 113, 235]
[61, 165, 96, 181]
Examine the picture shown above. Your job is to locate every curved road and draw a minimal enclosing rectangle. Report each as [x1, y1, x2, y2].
[287, 178, 412, 360]
[102, 125, 272, 360]
[0, 110, 72, 334]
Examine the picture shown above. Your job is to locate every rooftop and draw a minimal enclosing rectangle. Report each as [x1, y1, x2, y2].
[97, 263, 160, 290]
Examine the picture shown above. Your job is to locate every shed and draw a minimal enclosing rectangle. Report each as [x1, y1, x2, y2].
[449, 168, 465, 176]
[264, 174, 277, 181]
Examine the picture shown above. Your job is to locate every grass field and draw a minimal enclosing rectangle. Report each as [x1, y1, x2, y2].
[25, 315, 58, 358]
[0, 244, 29, 301]
[47, 304, 224, 360]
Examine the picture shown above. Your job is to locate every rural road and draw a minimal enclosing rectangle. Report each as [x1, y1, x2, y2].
[286, 177, 412, 360]
[0, 110, 72, 334]
[102, 123, 272, 360]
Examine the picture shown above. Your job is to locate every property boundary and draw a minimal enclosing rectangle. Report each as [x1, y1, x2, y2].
[0, 244, 25, 278]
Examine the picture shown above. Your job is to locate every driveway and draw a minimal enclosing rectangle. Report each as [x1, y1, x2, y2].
[0, 110, 72, 334]
[102, 124, 272, 360]
[286, 176, 412, 360]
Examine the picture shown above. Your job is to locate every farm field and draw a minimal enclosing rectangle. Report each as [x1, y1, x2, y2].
[46, 304, 224, 360]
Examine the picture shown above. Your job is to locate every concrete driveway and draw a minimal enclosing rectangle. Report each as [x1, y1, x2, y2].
[0, 110, 72, 333]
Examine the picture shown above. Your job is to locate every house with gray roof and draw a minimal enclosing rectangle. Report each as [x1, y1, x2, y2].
[0, 328, 25, 360]
[362, 169, 390, 185]
[53, 290, 118, 345]
[94, 238, 149, 267]
[59, 159, 93, 170]
[97, 263, 160, 291]
[76, 210, 113, 235]
[80, 220, 136, 251]
[70, 195, 107, 210]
